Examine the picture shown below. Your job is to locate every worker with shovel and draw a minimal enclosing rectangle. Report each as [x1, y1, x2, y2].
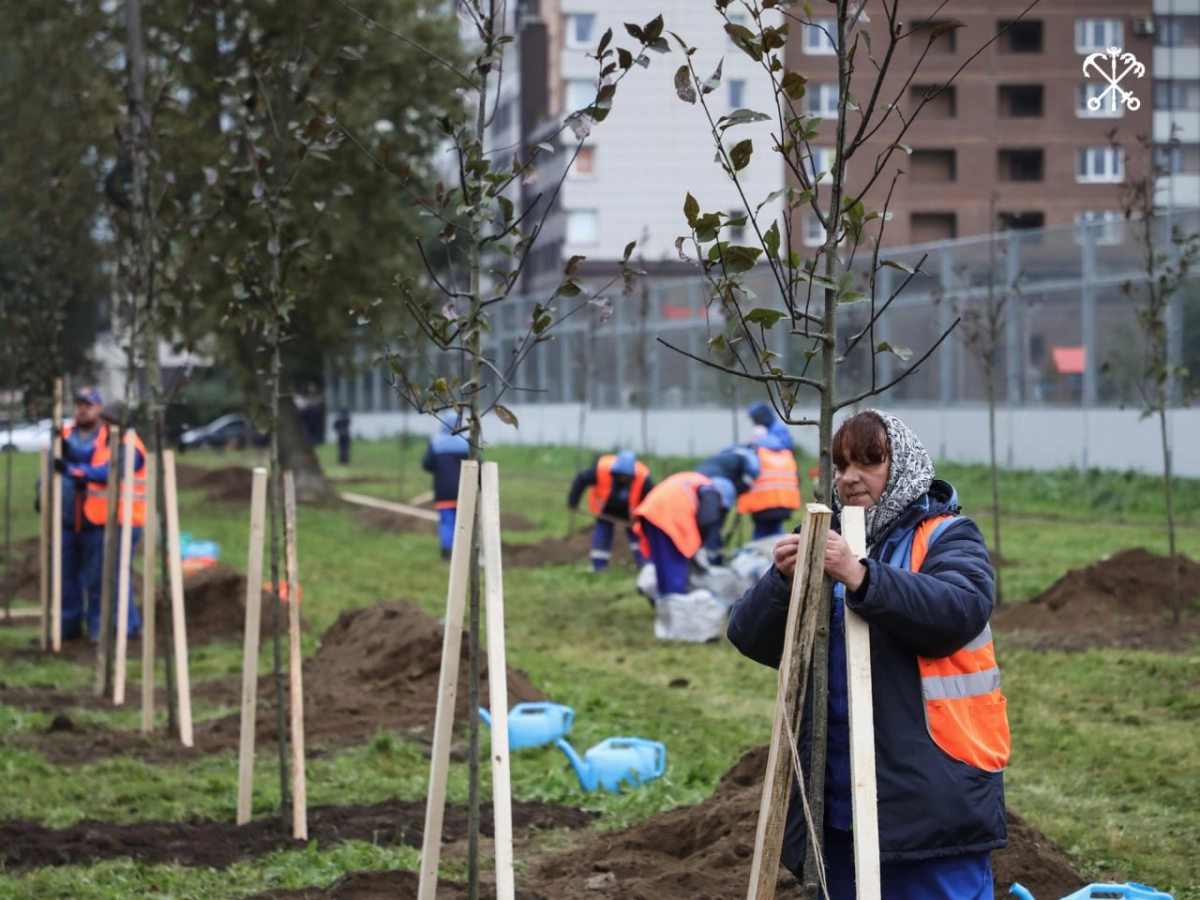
[727, 410, 1009, 899]
[632, 472, 736, 598]
[566, 450, 654, 571]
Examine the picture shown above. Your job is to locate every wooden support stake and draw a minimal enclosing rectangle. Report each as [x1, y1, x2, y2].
[237, 468, 269, 826]
[480, 462, 515, 900]
[408, 490, 434, 506]
[38, 451, 50, 651]
[840, 506, 881, 900]
[113, 430, 137, 705]
[339, 491, 440, 522]
[141, 452, 158, 732]
[747, 503, 832, 900]
[163, 451, 193, 746]
[95, 425, 121, 697]
[50, 379, 63, 652]
[283, 471, 308, 841]
[417, 461, 479, 900]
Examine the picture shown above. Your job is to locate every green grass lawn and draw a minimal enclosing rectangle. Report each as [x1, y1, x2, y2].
[0, 440, 1197, 899]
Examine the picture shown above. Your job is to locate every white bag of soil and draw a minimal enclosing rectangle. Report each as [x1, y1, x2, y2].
[654, 589, 730, 643]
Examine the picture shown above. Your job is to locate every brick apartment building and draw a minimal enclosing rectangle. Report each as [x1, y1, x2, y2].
[787, 1, 1157, 247]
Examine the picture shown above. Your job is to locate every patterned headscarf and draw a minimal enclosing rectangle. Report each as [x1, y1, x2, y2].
[834, 409, 935, 544]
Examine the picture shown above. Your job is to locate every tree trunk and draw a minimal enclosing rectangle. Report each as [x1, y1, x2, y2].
[276, 397, 331, 503]
[4, 407, 12, 621]
[269, 341, 292, 829]
[1159, 403, 1181, 623]
[987, 361, 1003, 605]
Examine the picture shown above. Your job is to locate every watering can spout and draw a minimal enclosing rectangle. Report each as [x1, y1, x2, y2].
[478, 707, 492, 728]
[1009, 884, 1035, 900]
[555, 738, 595, 791]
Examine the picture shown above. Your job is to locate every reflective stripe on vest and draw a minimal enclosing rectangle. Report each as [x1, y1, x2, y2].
[79, 426, 148, 528]
[737, 446, 801, 514]
[589, 455, 650, 517]
[894, 514, 1011, 773]
[632, 471, 713, 560]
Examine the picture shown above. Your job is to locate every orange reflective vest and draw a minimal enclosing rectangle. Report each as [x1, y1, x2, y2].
[588, 454, 650, 517]
[737, 446, 801, 515]
[67, 424, 148, 528]
[632, 471, 713, 560]
[906, 515, 1010, 772]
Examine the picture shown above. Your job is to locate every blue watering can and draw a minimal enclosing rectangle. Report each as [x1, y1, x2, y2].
[555, 736, 667, 793]
[477, 702, 575, 751]
[1011, 883, 1174, 900]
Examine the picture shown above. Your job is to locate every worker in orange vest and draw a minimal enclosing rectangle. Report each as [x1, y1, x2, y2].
[53, 388, 146, 641]
[567, 450, 654, 570]
[738, 430, 802, 539]
[632, 473, 736, 599]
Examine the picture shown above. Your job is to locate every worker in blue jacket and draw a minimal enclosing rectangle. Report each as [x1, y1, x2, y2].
[566, 450, 655, 571]
[55, 388, 145, 641]
[748, 400, 794, 450]
[727, 410, 1009, 900]
[696, 443, 761, 499]
[422, 415, 471, 560]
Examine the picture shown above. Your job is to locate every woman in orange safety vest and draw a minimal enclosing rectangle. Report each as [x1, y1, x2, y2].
[728, 410, 1009, 900]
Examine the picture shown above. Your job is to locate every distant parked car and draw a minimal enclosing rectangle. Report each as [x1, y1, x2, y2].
[1, 418, 74, 453]
[178, 413, 268, 452]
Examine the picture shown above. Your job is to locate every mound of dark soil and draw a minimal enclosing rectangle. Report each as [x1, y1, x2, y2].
[174, 464, 256, 502]
[245, 745, 1086, 900]
[183, 565, 307, 645]
[0, 798, 594, 872]
[503, 525, 635, 569]
[197, 600, 546, 752]
[993, 547, 1200, 650]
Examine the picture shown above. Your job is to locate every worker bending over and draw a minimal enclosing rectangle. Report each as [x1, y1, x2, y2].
[740, 403, 801, 539]
[567, 450, 654, 571]
[422, 415, 470, 560]
[55, 388, 145, 642]
[633, 472, 736, 599]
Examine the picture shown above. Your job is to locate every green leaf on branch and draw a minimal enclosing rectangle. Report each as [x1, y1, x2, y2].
[623, 241, 637, 262]
[761, 25, 787, 51]
[930, 20, 966, 39]
[745, 307, 786, 328]
[618, 47, 634, 69]
[719, 108, 771, 131]
[730, 139, 754, 171]
[675, 66, 697, 104]
[888, 142, 913, 155]
[597, 28, 613, 56]
[839, 291, 869, 305]
[554, 278, 583, 298]
[625, 23, 647, 41]
[684, 192, 700, 227]
[702, 59, 724, 94]
[715, 244, 762, 273]
[565, 255, 586, 275]
[880, 258, 915, 274]
[494, 404, 520, 428]
[877, 341, 913, 361]
[644, 14, 665, 42]
[781, 69, 807, 100]
[764, 221, 781, 259]
[724, 23, 761, 60]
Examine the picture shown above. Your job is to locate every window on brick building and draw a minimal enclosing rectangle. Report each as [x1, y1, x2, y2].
[910, 84, 956, 118]
[1076, 147, 1124, 183]
[1075, 19, 1122, 54]
[999, 149, 1045, 182]
[912, 20, 957, 54]
[999, 20, 1043, 53]
[999, 85, 1044, 118]
[910, 212, 957, 243]
[910, 150, 957, 182]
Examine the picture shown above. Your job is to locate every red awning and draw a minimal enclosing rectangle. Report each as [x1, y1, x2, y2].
[1052, 346, 1086, 374]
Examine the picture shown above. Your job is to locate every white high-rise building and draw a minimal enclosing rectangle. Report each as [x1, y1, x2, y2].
[1153, 0, 1200, 207]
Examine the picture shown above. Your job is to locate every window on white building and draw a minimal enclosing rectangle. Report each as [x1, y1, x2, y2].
[1075, 211, 1124, 246]
[807, 83, 840, 117]
[571, 145, 595, 178]
[1075, 19, 1122, 54]
[1153, 80, 1200, 112]
[806, 147, 837, 181]
[729, 79, 746, 108]
[566, 209, 598, 244]
[1077, 83, 1124, 118]
[1154, 15, 1200, 48]
[728, 208, 747, 242]
[565, 79, 594, 113]
[1076, 147, 1124, 183]
[565, 14, 596, 49]
[804, 213, 827, 247]
[803, 18, 838, 55]
[728, 13, 749, 46]
[1157, 143, 1200, 174]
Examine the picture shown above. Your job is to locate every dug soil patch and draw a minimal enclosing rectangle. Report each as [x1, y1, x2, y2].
[0, 536, 42, 605]
[248, 746, 1087, 900]
[503, 525, 635, 569]
[175, 463, 256, 502]
[0, 799, 593, 872]
[356, 505, 534, 537]
[183, 565, 307, 646]
[197, 600, 546, 752]
[993, 547, 1200, 650]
